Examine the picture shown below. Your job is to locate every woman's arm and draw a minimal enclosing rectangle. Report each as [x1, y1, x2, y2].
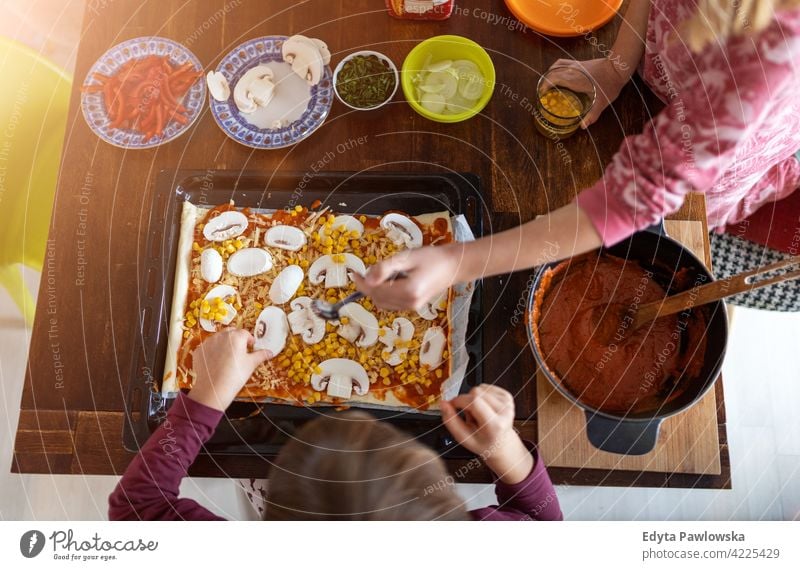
[610, 0, 652, 74]
[549, 0, 651, 128]
[108, 329, 272, 520]
[355, 201, 601, 311]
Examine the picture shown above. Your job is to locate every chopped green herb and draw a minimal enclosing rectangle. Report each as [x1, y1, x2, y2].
[336, 55, 396, 109]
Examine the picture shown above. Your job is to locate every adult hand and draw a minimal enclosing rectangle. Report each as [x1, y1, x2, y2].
[440, 385, 534, 484]
[188, 328, 273, 412]
[547, 57, 631, 128]
[353, 243, 467, 311]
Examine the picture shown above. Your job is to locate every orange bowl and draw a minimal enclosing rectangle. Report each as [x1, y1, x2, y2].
[504, 0, 623, 37]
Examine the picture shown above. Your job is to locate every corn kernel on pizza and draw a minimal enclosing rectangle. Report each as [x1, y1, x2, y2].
[162, 201, 455, 410]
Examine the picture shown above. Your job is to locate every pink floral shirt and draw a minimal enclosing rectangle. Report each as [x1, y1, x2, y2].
[577, 1, 800, 245]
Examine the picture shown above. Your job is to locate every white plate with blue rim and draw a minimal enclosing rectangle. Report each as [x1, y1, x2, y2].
[209, 36, 333, 149]
[80, 36, 206, 149]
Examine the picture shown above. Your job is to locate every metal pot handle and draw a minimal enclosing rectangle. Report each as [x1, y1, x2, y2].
[584, 412, 662, 455]
[644, 219, 668, 237]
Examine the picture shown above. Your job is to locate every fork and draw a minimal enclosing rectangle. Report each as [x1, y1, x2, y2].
[311, 271, 407, 320]
[311, 291, 364, 320]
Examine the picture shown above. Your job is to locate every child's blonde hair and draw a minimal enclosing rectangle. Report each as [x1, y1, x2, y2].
[682, 0, 800, 51]
[265, 411, 469, 520]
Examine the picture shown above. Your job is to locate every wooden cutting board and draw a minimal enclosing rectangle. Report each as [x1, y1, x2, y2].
[536, 221, 722, 475]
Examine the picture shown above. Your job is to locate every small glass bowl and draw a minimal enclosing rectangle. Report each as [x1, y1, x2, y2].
[533, 66, 597, 139]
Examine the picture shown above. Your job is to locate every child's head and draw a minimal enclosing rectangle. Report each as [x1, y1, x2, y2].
[266, 411, 469, 520]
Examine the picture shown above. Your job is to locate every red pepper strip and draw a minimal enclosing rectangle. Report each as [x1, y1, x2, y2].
[160, 74, 178, 105]
[169, 66, 199, 85]
[103, 82, 116, 119]
[154, 103, 164, 136]
[133, 81, 156, 98]
[171, 75, 201, 95]
[115, 91, 127, 118]
[140, 113, 155, 132]
[82, 84, 105, 93]
[171, 112, 189, 125]
[174, 61, 194, 74]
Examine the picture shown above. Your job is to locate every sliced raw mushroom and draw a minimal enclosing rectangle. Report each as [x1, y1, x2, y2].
[233, 65, 276, 114]
[310, 358, 369, 400]
[378, 317, 415, 366]
[419, 326, 446, 370]
[318, 214, 364, 240]
[199, 284, 238, 332]
[417, 289, 447, 320]
[287, 296, 325, 344]
[200, 248, 223, 283]
[227, 248, 273, 277]
[253, 306, 289, 356]
[269, 265, 304, 304]
[203, 211, 249, 242]
[308, 253, 366, 288]
[265, 225, 307, 251]
[336, 303, 379, 347]
[286, 35, 331, 65]
[206, 71, 230, 102]
[380, 213, 423, 249]
[311, 38, 331, 65]
[282, 35, 324, 86]
[249, 76, 276, 107]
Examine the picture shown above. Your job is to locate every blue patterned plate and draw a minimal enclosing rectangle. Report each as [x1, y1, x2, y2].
[81, 36, 206, 149]
[210, 36, 333, 149]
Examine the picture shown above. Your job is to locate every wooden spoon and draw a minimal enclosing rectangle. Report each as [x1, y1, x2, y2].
[630, 255, 800, 331]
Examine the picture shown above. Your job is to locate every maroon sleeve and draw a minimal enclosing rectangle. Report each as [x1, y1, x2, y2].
[469, 443, 563, 521]
[108, 393, 226, 521]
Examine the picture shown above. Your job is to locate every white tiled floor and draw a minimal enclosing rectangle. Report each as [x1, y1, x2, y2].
[1, 269, 799, 521]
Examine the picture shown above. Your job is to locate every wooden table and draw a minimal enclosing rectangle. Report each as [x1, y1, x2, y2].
[13, 0, 729, 488]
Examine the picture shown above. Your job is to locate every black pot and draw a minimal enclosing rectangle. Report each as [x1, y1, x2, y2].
[526, 223, 728, 455]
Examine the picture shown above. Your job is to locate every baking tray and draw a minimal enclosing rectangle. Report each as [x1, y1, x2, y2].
[122, 170, 484, 458]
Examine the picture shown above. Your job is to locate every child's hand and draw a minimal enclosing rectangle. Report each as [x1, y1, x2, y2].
[441, 385, 534, 484]
[188, 328, 273, 412]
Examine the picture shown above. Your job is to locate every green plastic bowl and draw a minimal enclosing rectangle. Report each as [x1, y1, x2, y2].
[401, 35, 495, 123]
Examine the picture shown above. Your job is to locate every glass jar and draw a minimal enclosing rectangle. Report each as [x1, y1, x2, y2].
[533, 66, 596, 139]
[386, 0, 454, 20]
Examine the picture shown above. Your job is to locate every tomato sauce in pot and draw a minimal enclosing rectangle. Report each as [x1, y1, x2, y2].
[533, 253, 709, 414]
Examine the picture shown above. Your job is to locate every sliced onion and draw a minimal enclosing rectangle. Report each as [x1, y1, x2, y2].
[445, 94, 472, 114]
[413, 57, 485, 115]
[424, 71, 458, 99]
[419, 83, 446, 94]
[427, 59, 452, 73]
[452, 59, 479, 76]
[458, 71, 484, 100]
[420, 92, 446, 114]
